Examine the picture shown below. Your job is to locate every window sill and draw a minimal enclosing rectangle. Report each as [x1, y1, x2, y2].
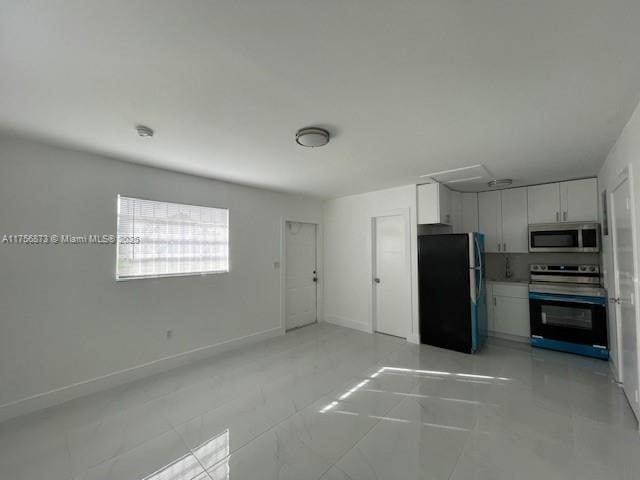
[115, 270, 229, 281]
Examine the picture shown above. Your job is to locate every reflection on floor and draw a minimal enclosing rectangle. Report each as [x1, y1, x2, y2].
[1, 323, 638, 480]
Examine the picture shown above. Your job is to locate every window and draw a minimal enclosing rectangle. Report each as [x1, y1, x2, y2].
[116, 195, 229, 280]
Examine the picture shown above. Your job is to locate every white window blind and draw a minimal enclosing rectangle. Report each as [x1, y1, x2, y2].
[116, 196, 229, 280]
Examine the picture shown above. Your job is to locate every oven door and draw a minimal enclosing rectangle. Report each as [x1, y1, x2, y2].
[529, 228, 580, 252]
[529, 292, 608, 348]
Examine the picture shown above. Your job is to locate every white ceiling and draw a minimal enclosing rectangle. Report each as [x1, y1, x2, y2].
[2, 1, 640, 198]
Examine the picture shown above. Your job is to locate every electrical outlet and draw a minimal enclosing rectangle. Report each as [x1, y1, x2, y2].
[166, 330, 173, 340]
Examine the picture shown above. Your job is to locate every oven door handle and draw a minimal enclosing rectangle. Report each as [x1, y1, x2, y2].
[528, 292, 607, 306]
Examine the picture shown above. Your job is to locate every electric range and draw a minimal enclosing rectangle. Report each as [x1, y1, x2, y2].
[528, 264, 608, 359]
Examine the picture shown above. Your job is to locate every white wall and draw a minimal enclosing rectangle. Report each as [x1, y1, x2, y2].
[598, 99, 640, 381]
[0, 133, 322, 421]
[323, 185, 419, 342]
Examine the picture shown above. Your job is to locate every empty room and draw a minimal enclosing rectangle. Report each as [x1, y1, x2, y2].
[3, 1, 640, 479]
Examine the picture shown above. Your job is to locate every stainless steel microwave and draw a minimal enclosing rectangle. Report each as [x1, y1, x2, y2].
[528, 222, 600, 253]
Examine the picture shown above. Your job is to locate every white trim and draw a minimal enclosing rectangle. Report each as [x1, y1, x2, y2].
[325, 315, 373, 333]
[407, 333, 420, 344]
[609, 172, 627, 384]
[609, 164, 640, 424]
[280, 215, 323, 334]
[0, 326, 282, 424]
[368, 208, 412, 339]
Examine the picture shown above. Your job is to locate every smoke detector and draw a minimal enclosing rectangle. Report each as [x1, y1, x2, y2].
[295, 127, 330, 148]
[136, 125, 154, 137]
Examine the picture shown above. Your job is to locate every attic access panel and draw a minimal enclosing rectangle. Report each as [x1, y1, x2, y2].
[419, 164, 494, 191]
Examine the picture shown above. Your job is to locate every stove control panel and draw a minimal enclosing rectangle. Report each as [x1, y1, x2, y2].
[530, 264, 599, 274]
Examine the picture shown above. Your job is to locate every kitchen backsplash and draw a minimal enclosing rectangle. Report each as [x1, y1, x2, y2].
[485, 252, 601, 282]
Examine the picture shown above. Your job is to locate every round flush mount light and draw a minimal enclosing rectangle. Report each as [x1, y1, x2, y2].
[488, 179, 513, 188]
[295, 127, 330, 148]
[136, 125, 154, 137]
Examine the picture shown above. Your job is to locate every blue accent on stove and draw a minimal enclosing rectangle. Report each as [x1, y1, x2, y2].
[531, 337, 609, 360]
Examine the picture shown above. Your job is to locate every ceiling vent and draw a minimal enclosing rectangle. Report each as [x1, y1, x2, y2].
[488, 179, 513, 188]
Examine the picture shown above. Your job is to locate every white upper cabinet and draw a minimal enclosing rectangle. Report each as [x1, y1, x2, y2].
[500, 188, 528, 252]
[479, 187, 528, 253]
[418, 183, 452, 225]
[527, 183, 561, 224]
[478, 191, 502, 252]
[528, 178, 598, 224]
[460, 193, 479, 233]
[450, 190, 462, 232]
[561, 178, 598, 222]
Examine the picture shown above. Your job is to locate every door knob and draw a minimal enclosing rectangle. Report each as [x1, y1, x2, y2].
[313, 277, 318, 283]
[374, 278, 381, 284]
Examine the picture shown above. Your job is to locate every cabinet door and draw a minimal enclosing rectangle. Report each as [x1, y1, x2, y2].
[527, 183, 560, 224]
[478, 191, 502, 252]
[500, 187, 528, 252]
[450, 191, 462, 232]
[486, 284, 495, 333]
[439, 185, 452, 225]
[461, 193, 479, 232]
[561, 178, 598, 222]
[417, 183, 439, 224]
[494, 296, 530, 338]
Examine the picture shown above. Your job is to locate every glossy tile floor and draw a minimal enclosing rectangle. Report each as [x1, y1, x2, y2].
[1, 323, 639, 480]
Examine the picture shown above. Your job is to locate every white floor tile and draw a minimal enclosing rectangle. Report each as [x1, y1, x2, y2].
[0, 323, 638, 480]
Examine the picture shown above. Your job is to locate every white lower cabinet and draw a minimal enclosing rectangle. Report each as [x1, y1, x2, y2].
[487, 282, 530, 342]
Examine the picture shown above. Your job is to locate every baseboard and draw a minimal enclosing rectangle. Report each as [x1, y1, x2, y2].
[0, 326, 282, 424]
[406, 333, 420, 344]
[488, 330, 530, 344]
[325, 315, 372, 334]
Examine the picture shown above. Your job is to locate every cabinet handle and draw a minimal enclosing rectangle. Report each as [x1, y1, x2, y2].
[503, 243, 507, 251]
[497, 243, 501, 252]
[556, 212, 560, 222]
[563, 212, 567, 221]
[493, 297, 497, 306]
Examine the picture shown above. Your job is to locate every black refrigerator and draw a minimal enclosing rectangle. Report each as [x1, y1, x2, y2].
[418, 233, 487, 354]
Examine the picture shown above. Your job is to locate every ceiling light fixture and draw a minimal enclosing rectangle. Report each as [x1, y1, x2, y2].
[136, 125, 154, 137]
[488, 179, 513, 188]
[295, 127, 330, 148]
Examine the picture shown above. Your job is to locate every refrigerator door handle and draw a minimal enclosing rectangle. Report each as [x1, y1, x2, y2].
[474, 236, 482, 299]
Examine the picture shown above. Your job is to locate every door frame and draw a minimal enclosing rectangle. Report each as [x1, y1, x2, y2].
[280, 216, 322, 334]
[609, 164, 640, 415]
[369, 208, 412, 338]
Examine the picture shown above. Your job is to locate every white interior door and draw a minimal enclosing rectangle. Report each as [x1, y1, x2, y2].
[285, 221, 317, 330]
[373, 214, 410, 338]
[611, 173, 640, 420]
